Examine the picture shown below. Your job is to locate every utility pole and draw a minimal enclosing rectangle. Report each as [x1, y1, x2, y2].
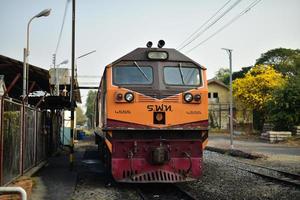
[222, 48, 234, 149]
[70, 0, 76, 170]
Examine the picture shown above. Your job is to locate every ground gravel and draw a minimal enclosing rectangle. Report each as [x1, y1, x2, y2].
[178, 150, 300, 200]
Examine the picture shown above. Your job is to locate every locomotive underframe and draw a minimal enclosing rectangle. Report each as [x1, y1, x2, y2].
[97, 129, 208, 183]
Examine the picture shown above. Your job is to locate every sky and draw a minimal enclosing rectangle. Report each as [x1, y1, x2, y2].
[0, 0, 299, 110]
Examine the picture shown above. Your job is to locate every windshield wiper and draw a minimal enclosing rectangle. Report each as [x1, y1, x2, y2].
[178, 63, 186, 85]
[134, 61, 150, 82]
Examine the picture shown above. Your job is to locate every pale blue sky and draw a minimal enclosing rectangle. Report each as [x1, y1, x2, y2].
[0, 0, 299, 107]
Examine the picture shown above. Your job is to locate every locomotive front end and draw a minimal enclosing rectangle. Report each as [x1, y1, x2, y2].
[97, 44, 208, 183]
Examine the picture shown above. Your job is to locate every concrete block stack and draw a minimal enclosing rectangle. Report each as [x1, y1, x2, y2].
[261, 131, 292, 143]
[262, 123, 274, 133]
[294, 126, 300, 136]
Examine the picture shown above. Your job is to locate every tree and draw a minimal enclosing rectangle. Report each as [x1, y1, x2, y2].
[76, 106, 86, 126]
[214, 68, 230, 85]
[232, 66, 252, 80]
[256, 48, 300, 76]
[233, 65, 286, 130]
[267, 57, 300, 131]
[214, 66, 252, 85]
[85, 90, 97, 128]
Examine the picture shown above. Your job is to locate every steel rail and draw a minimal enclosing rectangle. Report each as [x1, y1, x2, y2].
[135, 183, 198, 200]
[235, 160, 300, 179]
[173, 184, 199, 200]
[227, 161, 300, 188]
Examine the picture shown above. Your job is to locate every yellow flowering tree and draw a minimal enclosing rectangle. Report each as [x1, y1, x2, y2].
[233, 65, 286, 130]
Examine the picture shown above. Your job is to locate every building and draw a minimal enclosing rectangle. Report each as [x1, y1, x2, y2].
[208, 79, 230, 129]
[208, 79, 253, 132]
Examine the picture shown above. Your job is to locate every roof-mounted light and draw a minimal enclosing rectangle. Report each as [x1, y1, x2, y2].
[147, 51, 168, 60]
[146, 41, 153, 48]
[158, 40, 165, 48]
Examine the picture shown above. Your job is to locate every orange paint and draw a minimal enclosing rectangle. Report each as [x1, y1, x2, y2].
[105, 67, 209, 128]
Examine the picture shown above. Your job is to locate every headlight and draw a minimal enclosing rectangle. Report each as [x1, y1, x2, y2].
[184, 93, 193, 103]
[148, 51, 168, 60]
[116, 93, 123, 101]
[194, 94, 201, 102]
[124, 92, 134, 102]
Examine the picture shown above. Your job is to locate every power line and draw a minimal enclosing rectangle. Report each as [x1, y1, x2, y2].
[178, 0, 242, 51]
[54, 0, 71, 55]
[186, 0, 262, 53]
[177, 0, 232, 50]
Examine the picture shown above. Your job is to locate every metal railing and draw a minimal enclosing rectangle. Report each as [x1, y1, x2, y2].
[209, 103, 253, 131]
[0, 97, 55, 185]
[0, 186, 27, 200]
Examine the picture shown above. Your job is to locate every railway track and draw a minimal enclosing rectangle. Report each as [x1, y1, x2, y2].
[229, 160, 300, 188]
[136, 183, 198, 200]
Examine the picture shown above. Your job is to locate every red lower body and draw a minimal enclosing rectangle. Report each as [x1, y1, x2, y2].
[110, 139, 203, 183]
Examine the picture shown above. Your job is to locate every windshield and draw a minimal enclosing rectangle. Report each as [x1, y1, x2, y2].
[113, 65, 153, 85]
[164, 66, 201, 86]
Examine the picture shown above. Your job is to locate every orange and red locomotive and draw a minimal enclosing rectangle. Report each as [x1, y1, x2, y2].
[95, 41, 208, 182]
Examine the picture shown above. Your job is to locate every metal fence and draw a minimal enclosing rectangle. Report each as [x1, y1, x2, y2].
[36, 111, 47, 164]
[2, 99, 22, 185]
[0, 97, 57, 185]
[209, 103, 253, 132]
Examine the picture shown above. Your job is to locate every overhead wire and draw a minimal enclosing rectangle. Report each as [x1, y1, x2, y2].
[178, 0, 242, 51]
[177, 0, 232, 50]
[186, 0, 262, 53]
[54, 0, 71, 56]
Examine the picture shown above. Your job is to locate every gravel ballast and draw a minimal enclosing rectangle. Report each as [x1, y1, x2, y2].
[178, 151, 300, 200]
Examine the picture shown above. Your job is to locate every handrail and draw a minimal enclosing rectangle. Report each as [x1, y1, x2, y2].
[0, 186, 27, 200]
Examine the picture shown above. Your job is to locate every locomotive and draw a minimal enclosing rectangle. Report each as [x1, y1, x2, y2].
[95, 40, 208, 183]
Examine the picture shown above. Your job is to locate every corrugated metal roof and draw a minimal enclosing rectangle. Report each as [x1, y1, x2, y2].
[0, 54, 81, 105]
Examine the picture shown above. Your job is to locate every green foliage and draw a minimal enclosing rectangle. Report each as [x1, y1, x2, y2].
[85, 90, 97, 128]
[256, 48, 300, 76]
[267, 61, 300, 131]
[215, 68, 230, 85]
[214, 66, 252, 85]
[76, 106, 86, 126]
[232, 66, 252, 80]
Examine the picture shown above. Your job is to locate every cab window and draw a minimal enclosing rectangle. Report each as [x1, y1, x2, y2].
[113, 65, 153, 85]
[164, 66, 201, 86]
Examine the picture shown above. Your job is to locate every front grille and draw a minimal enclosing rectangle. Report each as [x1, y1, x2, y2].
[123, 170, 185, 183]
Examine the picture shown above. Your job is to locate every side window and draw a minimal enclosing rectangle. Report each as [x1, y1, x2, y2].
[213, 92, 218, 98]
[208, 92, 211, 98]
